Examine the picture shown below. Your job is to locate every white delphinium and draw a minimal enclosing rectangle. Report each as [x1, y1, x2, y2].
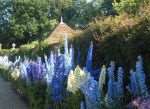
[0, 56, 12, 69]
[67, 66, 89, 94]
[67, 70, 77, 93]
[11, 67, 20, 80]
[99, 65, 107, 96]
[44, 53, 55, 85]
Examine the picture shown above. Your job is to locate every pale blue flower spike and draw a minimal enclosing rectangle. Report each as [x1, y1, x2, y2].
[64, 33, 69, 55]
[85, 41, 93, 73]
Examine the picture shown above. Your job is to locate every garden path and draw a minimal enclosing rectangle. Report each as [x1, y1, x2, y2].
[0, 77, 28, 109]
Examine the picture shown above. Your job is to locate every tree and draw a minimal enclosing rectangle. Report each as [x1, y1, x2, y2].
[0, 0, 13, 45]
[112, 0, 145, 14]
[0, 0, 57, 47]
[99, 0, 115, 15]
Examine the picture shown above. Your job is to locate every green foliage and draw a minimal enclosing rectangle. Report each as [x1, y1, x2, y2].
[112, 0, 149, 14]
[0, 0, 57, 47]
[70, 1, 150, 78]
[99, 0, 115, 15]
[0, 0, 117, 48]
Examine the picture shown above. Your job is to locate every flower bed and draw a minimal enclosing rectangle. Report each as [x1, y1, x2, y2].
[0, 37, 149, 109]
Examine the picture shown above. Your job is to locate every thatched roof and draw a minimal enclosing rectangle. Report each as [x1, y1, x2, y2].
[46, 17, 77, 44]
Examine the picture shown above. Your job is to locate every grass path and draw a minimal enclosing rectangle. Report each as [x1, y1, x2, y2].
[0, 77, 28, 109]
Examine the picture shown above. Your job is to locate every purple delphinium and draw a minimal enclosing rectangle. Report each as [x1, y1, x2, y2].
[35, 57, 44, 81]
[26, 60, 44, 82]
[128, 96, 150, 109]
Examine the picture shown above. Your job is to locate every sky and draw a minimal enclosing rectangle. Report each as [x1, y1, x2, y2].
[86, 0, 93, 3]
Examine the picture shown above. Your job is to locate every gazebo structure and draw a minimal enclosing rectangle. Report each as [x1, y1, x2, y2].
[45, 17, 77, 45]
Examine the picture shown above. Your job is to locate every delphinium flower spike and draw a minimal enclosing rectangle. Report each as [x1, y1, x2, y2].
[128, 69, 138, 96]
[44, 52, 55, 85]
[85, 41, 93, 73]
[80, 76, 101, 109]
[69, 44, 74, 68]
[64, 34, 69, 55]
[77, 48, 81, 64]
[105, 61, 116, 107]
[51, 53, 65, 102]
[99, 65, 107, 97]
[117, 67, 124, 98]
[80, 101, 85, 109]
[19, 62, 28, 81]
[135, 56, 148, 96]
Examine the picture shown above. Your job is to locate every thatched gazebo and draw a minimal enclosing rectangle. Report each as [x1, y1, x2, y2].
[46, 17, 77, 45]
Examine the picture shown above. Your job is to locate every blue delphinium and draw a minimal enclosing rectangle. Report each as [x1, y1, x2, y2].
[19, 57, 30, 84]
[77, 48, 81, 64]
[105, 61, 116, 107]
[81, 76, 100, 109]
[64, 53, 72, 76]
[64, 36, 73, 76]
[51, 53, 65, 102]
[35, 57, 44, 81]
[128, 69, 138, 96]
[107, 61, 115, 81]
[128, 56, 148, 97]
[80, 101, 85, 109]
[85, 42, 93, 73]
[44, 52, 55, 85]
[64, 34, 69, 55]
[26, 60, 44, 82]
[51, 36, 74, 102]
[135, 56, 148, 96]
[69, 44, 74, 68]
[19, 62, 28, 81]
[105, 78, 114, 107]
[117, 67, 124, 98]
[26, 61, 34, 82]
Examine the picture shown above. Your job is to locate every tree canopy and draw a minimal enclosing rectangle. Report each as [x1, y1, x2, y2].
[0, 0, 143, 48]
